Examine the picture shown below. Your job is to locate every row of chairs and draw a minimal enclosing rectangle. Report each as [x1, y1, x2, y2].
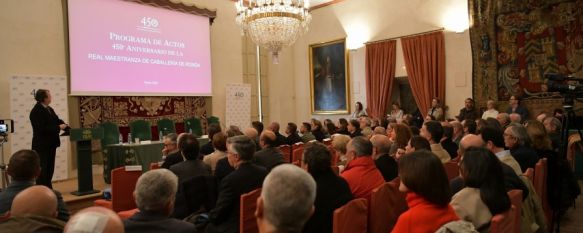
[99, 116, 220, 147]
[278, 139, 338, 166]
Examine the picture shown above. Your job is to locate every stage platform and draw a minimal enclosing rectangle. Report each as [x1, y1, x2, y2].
[52, 166, 108, 214]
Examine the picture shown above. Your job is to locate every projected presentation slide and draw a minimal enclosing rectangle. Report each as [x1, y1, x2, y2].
[68, 0, 212, 96]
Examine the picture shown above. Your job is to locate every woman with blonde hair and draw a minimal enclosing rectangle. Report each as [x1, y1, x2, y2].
[525, 120, 553, 154]
[331, 134, 351, 169]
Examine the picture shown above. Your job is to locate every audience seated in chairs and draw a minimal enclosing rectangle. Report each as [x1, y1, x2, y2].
[504, 123, 538, 172]
[65, 207, 124, 233]
[311, 119, 326, 142]
[161, 133, 179, 159]
[1, 186, 65, 233]
[449, 134, 529, 199]
[256, 164, 316, 233]
[481, 127, 523, 175]
[457, 98, 479, 122]
[301, 142, 353, 233]
[450, 147, 511, 232]
[509, 113, 522, 124]
[340, 137, 384, 200]
[300, 122, 316, 143]
[253, 130, 285, 171]
[463, 119, 478, 136]
[395, 135, 431, 160]
[161, 133, 185, 169]
[226, 125, 244, 138]
[336, 118, 350, 136]
[543, 117, 562, 150]
[267, 122, 287, 146]
[392, 150, 459, 233]
[331, 134, 351, 168]
[206, 135, 268, 233]
[370, 135, 398, 182]
[123, 169, 196, 233]
[284, 122, 302, 145]
[169, 133, 211, 184]
[243, 127, 260, 150]
[421, 120, 451, 163]
[252, 121, 264, 138]
[0, 149, 70, 221]
[506, 95, 529, 122]
[201, 123, 223, 157]
[347, 119, 362, 138]
[387, 123, 412, 157]
[203, 132, 228, 174]
[440, 124, 459, 160]
[496, 113, 511, 130]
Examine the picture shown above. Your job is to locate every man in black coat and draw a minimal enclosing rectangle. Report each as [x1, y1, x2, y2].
[370, 135, 399, 182]
[301, 142, 352, 233]
[285, 122, 302, 145]
[200, 123, 222, 157]
[124, 169, 196, 233]
[253, 130, 285, 171]
[29, 89, 68, 188]
[206, 136, 268, 233]
[160, 133, 182, 169]
[267, 122, 287, 146]
[169, 133, 211, 184]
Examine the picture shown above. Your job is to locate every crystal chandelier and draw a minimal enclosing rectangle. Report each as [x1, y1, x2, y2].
[235, 0, 312, 64]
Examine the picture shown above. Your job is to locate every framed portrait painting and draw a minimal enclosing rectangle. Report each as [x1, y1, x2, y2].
[309, 38, 350, 114]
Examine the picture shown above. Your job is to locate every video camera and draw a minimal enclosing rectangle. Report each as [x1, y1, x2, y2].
[0, 119, 14, 136]
[545, 73, 583, 95]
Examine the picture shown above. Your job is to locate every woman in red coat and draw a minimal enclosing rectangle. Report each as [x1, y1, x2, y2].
[392, 150, 459, 233]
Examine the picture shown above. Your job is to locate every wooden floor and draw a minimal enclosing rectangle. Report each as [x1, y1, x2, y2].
[557, 180, 583, 233]
[52, 174, 108, 214]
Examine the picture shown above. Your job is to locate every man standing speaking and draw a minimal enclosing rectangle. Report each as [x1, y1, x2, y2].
[29, 89, 68, 188]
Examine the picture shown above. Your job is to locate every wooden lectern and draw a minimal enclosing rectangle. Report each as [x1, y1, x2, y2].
[70, 128, 102, 196]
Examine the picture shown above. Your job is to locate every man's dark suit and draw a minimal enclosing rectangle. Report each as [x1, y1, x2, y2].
[206, 162, 267, 233]
[200, 141, 214, 156]
[274, 132, 287, 146]
[510, 145, 539, 173]
[451, 163, 529, 199]
[124, 211, 196, 233]
[30, 102, 64, 188]
[214, 157, 235, 182]
[303, 170, 353, 233]
[374, 154, 399, 182]
[253, 147, 285, 171]
[285, 133, 302, 145]
[0, 181, 70, 221]
[161, 151, 183, 169]
[170, 160, 211, 184]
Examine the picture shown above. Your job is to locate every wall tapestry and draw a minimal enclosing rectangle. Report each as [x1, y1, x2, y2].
[79, 96, 207, 129]
[469, 0, 583, 110]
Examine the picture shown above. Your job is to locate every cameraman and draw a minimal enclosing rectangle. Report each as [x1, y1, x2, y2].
[29, 89, 68, 188]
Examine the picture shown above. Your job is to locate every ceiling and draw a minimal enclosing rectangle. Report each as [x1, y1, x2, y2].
[230, 0, 337, 10]
[310, 0, 334, 8]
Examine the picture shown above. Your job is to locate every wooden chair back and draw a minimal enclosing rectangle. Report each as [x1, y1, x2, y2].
[333, 198, 368, 233]
[240, 188, 262, 233]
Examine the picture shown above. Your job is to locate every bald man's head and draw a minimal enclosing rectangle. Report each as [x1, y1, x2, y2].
[370, 135, 392, 155]
[65, 207, 124, 233]
[458, 134, 485, 158]
[260, 130, 277, 148]
[244, 127, 258, 139]
[269, 122, 280, 133]
[11, 185, 57, 218]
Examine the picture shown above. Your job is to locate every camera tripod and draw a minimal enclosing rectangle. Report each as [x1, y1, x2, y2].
[0, 135, 9, 189]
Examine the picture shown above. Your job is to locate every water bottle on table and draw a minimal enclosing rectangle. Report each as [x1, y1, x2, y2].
[128, 133, 132, 145]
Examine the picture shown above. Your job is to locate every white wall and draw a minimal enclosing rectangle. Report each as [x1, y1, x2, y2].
[267, 0, 473, 123]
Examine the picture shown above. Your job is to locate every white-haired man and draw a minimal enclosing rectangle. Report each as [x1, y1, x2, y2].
[256, 164, 316, 233]
[123, 169, 195, 233]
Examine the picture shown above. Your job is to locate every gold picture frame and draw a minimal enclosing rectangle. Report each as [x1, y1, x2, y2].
[309, 38, 350, 114]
